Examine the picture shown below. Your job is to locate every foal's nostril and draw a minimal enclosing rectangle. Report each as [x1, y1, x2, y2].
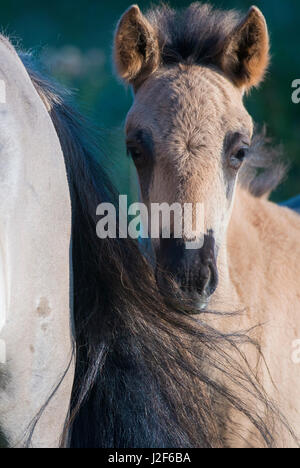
[208, 263, 218, 295]
[196, 262, 218, 297]
[198, 264, 212, 295]
[155, 234, 219, 302]
[160, 262, 218, 298]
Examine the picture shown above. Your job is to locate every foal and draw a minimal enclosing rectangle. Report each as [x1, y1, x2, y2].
[115, 3, 300, 446]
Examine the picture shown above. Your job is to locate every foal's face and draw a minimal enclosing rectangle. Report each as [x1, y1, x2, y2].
[126, 66, 253, 303]
[115, 4, 269, 306]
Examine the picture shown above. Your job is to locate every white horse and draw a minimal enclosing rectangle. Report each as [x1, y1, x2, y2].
[0, 36, 74, 448]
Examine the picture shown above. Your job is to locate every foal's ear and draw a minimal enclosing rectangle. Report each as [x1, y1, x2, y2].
[221, 6, 269, 90]
[114, 5, 160, 88]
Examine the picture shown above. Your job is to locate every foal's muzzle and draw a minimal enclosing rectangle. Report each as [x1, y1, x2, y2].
[155, 235, 218, 310]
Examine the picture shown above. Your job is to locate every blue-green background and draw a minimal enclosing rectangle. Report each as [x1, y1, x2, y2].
[2, 0, 299, 201]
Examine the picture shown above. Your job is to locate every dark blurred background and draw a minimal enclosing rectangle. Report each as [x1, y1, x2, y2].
[1, 0, 299, 201]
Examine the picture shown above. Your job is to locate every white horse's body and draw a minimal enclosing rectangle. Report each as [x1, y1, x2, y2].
[0, 37, 74, 447]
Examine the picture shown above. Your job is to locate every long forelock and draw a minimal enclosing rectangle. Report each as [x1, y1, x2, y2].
[146, 3, 241, 67]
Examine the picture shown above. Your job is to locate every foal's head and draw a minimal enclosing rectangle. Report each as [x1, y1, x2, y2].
[114, 3, 269, 306]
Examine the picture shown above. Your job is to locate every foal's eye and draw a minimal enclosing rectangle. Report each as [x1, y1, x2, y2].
[127, 146, 144, 165]
[229, 146, 249, 170]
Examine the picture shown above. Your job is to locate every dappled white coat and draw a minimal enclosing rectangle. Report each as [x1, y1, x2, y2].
[0, 36, 74, 447]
